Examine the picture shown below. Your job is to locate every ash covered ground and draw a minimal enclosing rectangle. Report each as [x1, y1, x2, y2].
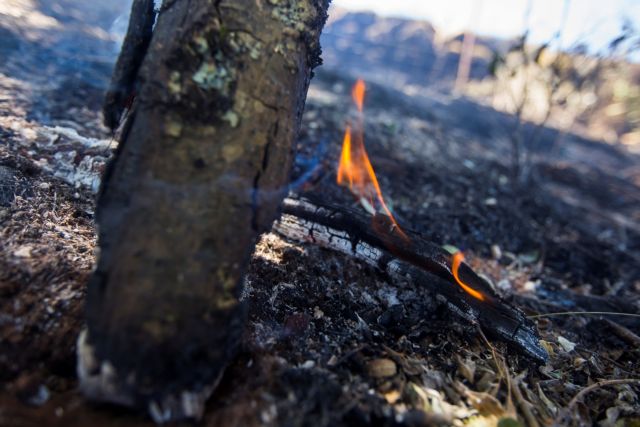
[1, 1, 640, 426]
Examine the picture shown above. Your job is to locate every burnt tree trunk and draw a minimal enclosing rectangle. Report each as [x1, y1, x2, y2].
[78, 0, 330, 422]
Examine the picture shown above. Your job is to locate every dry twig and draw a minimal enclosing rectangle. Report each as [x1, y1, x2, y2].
[529, 311, 640, 319]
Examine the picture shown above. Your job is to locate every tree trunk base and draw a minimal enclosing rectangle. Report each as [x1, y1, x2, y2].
[77, 328, 224, 422]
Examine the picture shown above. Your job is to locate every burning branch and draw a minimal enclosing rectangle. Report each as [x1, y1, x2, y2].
[336, 79, 485, 301]
[275, 79, 546, 362]
[337, 79, 408, 240]
[274, 195, 548, 362]
[452, 251, 486, 302]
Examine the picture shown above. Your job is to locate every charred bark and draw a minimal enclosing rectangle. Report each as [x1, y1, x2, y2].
[274, 195, 549, 363]
[78, 0, 330, 422]
[102, 0, 156, 130]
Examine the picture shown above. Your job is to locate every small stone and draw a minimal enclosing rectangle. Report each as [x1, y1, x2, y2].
[38, 182, 51, 190]
[327, 355, 338, 367]
[165, 121, 183, 138]
[367, 358, 397, 378]
[222, 110, 239, 128]
[491, 244, 502, 260]
[497, 279, 511, 291]
[13, 246, 33, 258]
[21, 128, 37, 141]
[300, 360, 315, 369]
[15, 374, 49, 406]
[313, 306, 324, 319]
[523, 280, 538, 292]
[28, 385, 49, 406]
[484, 197, 497, 206]
[168, 71, 182, 95]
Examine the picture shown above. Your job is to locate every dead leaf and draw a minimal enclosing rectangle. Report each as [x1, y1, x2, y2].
[459, 383, 505, 417]
[557, 336, 576, 353]
[603, 406, 620, 427]
[537, 383, 558, 416]
[539, 340, 555, 357]
[573, 357, 587, 369]
[456, 354, 477, 383]
[476, 370, 498, 393]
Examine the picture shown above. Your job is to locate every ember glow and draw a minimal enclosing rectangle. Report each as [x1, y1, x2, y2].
[451, 251, 486, 302]
[337, 79, 406, 238]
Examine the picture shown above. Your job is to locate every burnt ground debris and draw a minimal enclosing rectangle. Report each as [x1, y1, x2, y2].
[1, 2, 640, 426]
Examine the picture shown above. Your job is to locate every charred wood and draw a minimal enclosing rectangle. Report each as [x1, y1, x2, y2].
[102, 0, 156, 130]
[274, 195, 549, 363]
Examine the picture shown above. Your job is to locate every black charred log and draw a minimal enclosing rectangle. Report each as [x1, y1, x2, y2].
[275, 195, 549, 363]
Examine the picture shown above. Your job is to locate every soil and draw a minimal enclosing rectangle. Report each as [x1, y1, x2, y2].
[1, 2, 639, 426]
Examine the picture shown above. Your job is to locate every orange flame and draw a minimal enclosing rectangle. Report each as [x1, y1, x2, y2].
[337, 125, 354, 187]
[337, 79, 407, 239]
[337, 79, 485, 303]
[352, 79, 366, 112]
[451, 252, 486, 301]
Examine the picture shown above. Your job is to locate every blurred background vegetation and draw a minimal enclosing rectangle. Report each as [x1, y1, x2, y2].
[321, 1, 640, 179]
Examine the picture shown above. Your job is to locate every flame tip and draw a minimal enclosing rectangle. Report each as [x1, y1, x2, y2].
[337, 79, 407, 241]
[451, 251, 486, 302]
[352, 79, 366, 112]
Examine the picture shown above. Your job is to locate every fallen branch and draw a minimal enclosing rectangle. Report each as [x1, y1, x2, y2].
[103, 0, 156, 130]
[603, 319, 640, 347]
[528, 311, 640, 320]
[274, 195, 549, 362]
